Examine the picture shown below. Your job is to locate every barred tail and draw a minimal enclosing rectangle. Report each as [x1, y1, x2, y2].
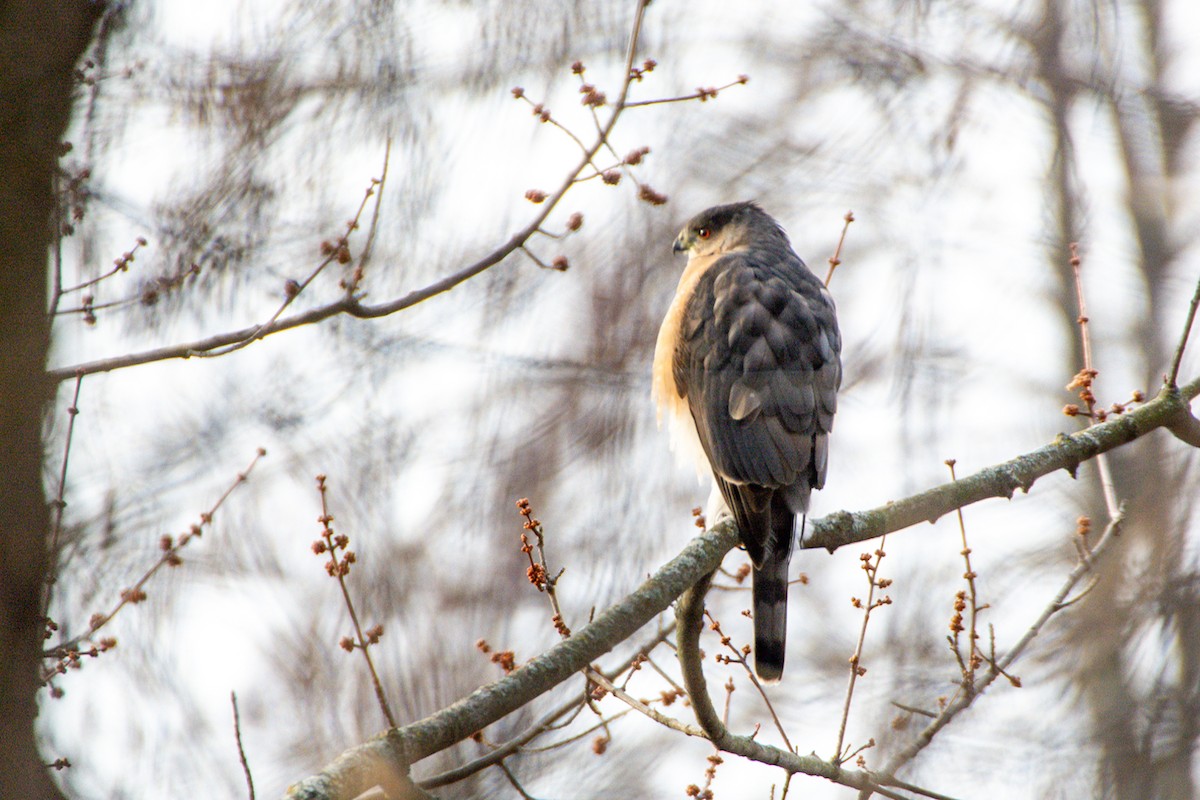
[752, 554, 789, 682]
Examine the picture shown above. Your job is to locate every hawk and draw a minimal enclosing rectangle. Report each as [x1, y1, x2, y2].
[653, 201, 841, 681]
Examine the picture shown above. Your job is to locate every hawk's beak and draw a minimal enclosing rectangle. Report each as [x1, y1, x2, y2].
[672, 233, 687, 254]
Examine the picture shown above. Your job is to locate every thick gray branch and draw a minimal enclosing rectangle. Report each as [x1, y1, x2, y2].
[804, 378, 1200, 552]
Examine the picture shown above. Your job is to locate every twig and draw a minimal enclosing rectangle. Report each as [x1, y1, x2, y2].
[340, 139, 391, 296]
[721, 677, 735, 726]
[639, 652, 688, 697]
[231, 691, 256, 800]
[623, 75, 750, 108]
[49, 236, 150, 323]
[697, 750, 725, 800]
[418, 621, 677, 789]
[199, 176, 382, 359]
[583, 666, 706, 737]
[313, 475, 397, 729]
[42, 371, 84, 617]
[57, 236, 148, 297]
[43, 447, 267, 661]
[879, 508, 1124, 778]
[1167, 272, 1200, 388]
[825, 211, 855, 286]
[1069, 244, 1095, 387]
[516, 497, 570, 637]
[497, 760, 539, 800]
[945, 459, 983, 692]
[673, 570, 928, 800]
[703, 610, 793, 751]
[1066, 244, 1121, 516]
[513, 91, 593, 156]
[834, 537, 890, 763]
[889, 701, 936, 719]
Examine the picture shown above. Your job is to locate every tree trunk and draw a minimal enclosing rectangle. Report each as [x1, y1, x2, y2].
[0, 2, 103, 798]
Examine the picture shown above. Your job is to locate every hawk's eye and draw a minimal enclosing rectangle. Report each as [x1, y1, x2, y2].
[697, 227, 712, 239]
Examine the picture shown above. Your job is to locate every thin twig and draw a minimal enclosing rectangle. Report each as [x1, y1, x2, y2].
[419, 621, 677, 789]
[339, 139, 391, 296]
[514, 92, 592, 156]
[231, 691, 256, 800]
[43, 448, 267, 660]
[497, 760, 539, 800]
[314, 475, 397, 729]
[516, 498, 570, 637]
[880, 509, 1124, 778]
[623, 75, 750, 108]
[1068, 244, 1121, 516]
[825, 211, 855, 286]
[1167, 272, 1200, 388]
[56, 237, 148, 298]
[834, 537, 889, 763]
[945, 459, 982, 692]
[889, 701, 937, 719]
[42, 371, 85, 617]
[583, 666, 706, 737]
[199, 177, 382, 359]
[639, 652, 688, 696]
[703, 610, 793, 751]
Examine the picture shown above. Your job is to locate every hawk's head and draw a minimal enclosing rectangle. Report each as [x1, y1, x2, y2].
[672, 201, 789, 258]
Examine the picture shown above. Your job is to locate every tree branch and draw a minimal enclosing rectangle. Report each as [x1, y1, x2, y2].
[418, 622, 677, 789]
[48, 0, 667, 386]
[804, 377, 1200, 553]
[284, 374, 1199, 799]
[674, 569, 925, 800]
[877, 509, 1125, 782]
[283, 524, 738, 800]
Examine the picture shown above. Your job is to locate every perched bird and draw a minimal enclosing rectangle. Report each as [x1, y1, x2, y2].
[653, 201, 841, 681]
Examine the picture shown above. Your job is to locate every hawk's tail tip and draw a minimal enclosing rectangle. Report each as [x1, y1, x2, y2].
[754, 651, 784, 683]
[753, 657, 782, 681]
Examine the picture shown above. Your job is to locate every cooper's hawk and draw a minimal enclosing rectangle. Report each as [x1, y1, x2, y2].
[654, 201, 841, 681]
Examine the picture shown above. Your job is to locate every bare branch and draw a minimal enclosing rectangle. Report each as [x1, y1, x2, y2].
[231, 692, 256, 800]
[674, 570, 924, 800]
[804, 376, 1200, 553]
[42, 371, 84, 616]
[418, 622, 677, 789]
[834, 539, 890, 763]
[313, 475, 396, 729]
[284, 523, 740, 800]
[285, 369, 1200, 798]
[583, 667, 704, 737]
[824, 211, 855, 287]
[1168, 271, 1200, 388]
[44, 447, 267, 661]
[48, 0, 671, 385]
[880, 509, 1125, 778]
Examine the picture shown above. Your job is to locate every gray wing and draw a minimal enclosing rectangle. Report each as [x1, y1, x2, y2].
[675, 245, 841, 509]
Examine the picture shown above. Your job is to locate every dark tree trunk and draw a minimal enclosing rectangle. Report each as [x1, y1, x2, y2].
[0, 2, 103, 798]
